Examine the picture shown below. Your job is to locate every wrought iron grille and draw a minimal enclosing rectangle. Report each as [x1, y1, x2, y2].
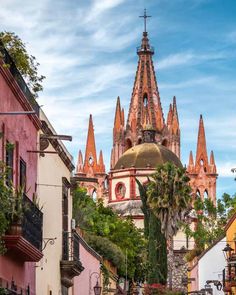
[62, 231, 80, 262]
[0, 41, 40, 116]
[22, 194, 43, 250]
[136, 45, 154, 54]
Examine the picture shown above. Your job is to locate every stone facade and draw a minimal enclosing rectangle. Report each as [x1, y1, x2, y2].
[167, 250, 188, 292]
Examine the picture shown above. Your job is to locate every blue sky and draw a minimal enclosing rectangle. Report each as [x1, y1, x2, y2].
[0, 0, 236, 196]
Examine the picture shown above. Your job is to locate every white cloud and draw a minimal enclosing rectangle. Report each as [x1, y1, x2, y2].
[85, 0, 126, 22]
[157, 51, 227, 70]
[217, 162, 236, 177]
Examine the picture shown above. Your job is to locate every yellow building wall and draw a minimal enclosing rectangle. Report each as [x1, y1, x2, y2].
[226, 214, 236, 295]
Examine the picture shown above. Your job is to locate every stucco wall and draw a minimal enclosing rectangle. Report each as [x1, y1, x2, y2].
[36, 111, 73, 295]
[73, 239, 101, 295]
[0, 64, 38, 294]
[198, 237, 226, 295]
[189, 261, 199, 292]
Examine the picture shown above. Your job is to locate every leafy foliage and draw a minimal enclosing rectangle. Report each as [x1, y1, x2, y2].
[147, 162, 192, 240]
[137, 179, 167, 285]
[0, 31, 45, 98]
[0, 163, 12, 253]
[73, 187, 147, 280]
[183, 193, 236, 255]
[136, 162, 192, 286]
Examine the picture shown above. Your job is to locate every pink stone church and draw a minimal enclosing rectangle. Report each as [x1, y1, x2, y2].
[75, 25, 218, 219]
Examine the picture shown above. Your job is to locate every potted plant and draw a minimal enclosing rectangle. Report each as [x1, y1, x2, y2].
[6, 187, 27, 235]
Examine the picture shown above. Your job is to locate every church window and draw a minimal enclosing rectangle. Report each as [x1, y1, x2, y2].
[143, 93, 148, 107]
[115, 182, 126, 199]
[88, 156, 94, 166]
[92, 189, 97, 201]
[104, 177, 108, 189]
[196, 190, 201, 199]
[138, 137, 142, 144]
[200, 159, 204, 166]
[204, 190, 208, 199]
[125, 138, 132, 151]
[162, 139, 168, 147]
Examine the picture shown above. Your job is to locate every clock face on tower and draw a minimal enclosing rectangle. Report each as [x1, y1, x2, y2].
[115, 182, 126, 199]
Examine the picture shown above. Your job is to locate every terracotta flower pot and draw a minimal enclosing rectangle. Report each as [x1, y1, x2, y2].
[6, 223, 22, 235]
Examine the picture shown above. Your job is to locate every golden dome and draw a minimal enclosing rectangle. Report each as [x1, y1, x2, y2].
[114, 143, 182, 170]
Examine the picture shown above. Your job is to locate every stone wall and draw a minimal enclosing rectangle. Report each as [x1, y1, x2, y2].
[167, 249, 188, 292]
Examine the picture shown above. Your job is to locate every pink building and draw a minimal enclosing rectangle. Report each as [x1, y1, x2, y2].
[73, 233, 101, 295]
[0, 42, 43, 294]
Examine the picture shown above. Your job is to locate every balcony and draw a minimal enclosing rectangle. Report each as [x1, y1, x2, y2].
[3, 194, 43, 262]
[60, 231, 84, 288]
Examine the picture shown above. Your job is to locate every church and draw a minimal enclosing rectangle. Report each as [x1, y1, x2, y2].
[75, 16, 217, 210]
[74, 13, 218, 290]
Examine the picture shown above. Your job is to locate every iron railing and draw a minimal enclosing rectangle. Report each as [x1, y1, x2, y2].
[0, 41, 40, 116]
[22, 194, 43, 251]
[62, 231, 80, 262]
[137, 45, 154, 54]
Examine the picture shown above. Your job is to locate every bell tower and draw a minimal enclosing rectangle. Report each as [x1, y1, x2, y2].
[187, 115, 217, 204]
[75, 115, 107, 199]
[110, 12, 181, 168]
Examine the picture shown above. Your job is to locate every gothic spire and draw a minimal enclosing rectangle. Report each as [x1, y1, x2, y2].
[84, 114, 98, 174]
[187, 151, 194, 173]
[114, 96, 122, 132]
[209, 150, 217, 173]
[98, 150, 105, 173]
[195, 115, 208, 172]
[125, 28, 164, 146]
[76, 150, 84, 174]
[172, 96, 179, 135]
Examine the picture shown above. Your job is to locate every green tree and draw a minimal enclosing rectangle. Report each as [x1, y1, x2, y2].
[146, 162, 192, 286]
[0, 31, 45, 98]
[0, 162, 13, 254]
[147, 162, 192, 239]
[73, 187, 147, 282]
[184, 193, 236, 260]
[136, 179, 167, 285]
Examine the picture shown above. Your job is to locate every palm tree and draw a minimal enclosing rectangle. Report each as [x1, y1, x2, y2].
[146, 162, 192, 288]
[147, 162, 192, 240]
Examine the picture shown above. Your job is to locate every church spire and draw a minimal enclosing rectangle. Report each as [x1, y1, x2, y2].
[187, 151, 194, 173]
[125, 21, 164, 148]
[83, 114, 98, 174]
[172, 96, 180, 135]
[114, 96, 122, 133]
[167, 104, 173, 129]
[209, 150, 217, 173]
[111, 97, 125, 169]
[98, 150, 105, 173]
[76, 150, 84, 174]
[187, 115, 217, 204]
[195, 115, 208, 172]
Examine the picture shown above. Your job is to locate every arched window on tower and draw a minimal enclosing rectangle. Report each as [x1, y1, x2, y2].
[125, 138, 132, 151]
[204, 190, 208, 199]
[200, 159, 207, 172]
[162, 139, 168, 147]
[92, 189, 97, 202]
[138, 137, 142, 144]
[196, 189, 201, 199]
[143, 93, 148, 107]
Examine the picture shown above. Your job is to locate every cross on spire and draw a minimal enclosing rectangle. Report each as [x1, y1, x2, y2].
[139, 8, 151, 33]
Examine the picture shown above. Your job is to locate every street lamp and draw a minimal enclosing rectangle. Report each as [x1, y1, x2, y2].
[222, 243, 233, 260]
[89, 272, 102, 295]
[93, 280, 102, 295]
